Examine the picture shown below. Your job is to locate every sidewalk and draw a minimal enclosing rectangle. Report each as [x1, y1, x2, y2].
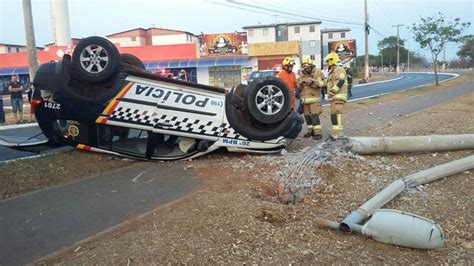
[0, 162, 202, 265]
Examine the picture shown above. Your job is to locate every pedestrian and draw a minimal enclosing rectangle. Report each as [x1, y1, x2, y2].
[177, 69, 188, 81]
[324, 52, 348, 139]
[8, 75, 24, 124]
[27, 83, 41, 122]
[344, 65, 353, 98]
[296, 58, 326, 140]
[277, 57, 297, 109]
[0, 90, 5, 125]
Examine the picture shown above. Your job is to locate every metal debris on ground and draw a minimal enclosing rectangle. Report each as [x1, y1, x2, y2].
[277, 137, 363, 204]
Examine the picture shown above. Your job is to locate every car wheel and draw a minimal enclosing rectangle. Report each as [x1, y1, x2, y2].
[244, 77, 291, 124]
[225, 93, 298, 141]
[120, 53, 145, 70]
[72, 36, 120, 82]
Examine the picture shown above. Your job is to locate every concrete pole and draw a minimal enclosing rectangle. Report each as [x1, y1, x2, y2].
[22, 0, 38, 82]
[380, 50, 383, 73]
[50, 0, 71, 46]
[340, 155, 474, 232]
[392, 24, 404, 76]
[349, 134, 474, 154]
[364, 0, 369, 80]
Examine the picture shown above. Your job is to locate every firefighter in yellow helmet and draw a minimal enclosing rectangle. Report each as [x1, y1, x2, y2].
[278, 57, 297, 108]
[296, 58, 326, 139]
[324, 52, 348, 139]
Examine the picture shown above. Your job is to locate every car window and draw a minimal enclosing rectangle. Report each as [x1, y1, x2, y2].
[98, 125, 148, 157]
[249, 72, 260, 80]
[262, 71, 276, 78]
[152, 134, 198, 158]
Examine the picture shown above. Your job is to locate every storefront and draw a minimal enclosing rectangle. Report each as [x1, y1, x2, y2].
[144, 57, 249, 89]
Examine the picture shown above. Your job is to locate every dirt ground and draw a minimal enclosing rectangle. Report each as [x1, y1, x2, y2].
[37, 82, 474, 263]
[0, 151, 135, 200]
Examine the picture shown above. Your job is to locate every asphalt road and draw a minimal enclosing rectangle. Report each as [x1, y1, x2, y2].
[0, 72, 471, 265]
[0, 162, 202, 265]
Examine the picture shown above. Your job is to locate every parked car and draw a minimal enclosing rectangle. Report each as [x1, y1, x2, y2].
[32, 36, 302, 160]
[247, 70, 279, 84]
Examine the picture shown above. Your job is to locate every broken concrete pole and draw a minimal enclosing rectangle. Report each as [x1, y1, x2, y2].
[340, 155, 474, 232]
[349, 134, 474, 154]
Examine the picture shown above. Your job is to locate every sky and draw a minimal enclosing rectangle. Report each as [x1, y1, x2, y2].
[0, 0, 473, 61]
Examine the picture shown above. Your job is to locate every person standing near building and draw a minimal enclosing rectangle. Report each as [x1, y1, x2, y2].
[345, 65, 353, 98]
[297, 58, 326, 140]
[8, 75, 24, 124]
[277, 57, 297, 109]
[0, 91, 5, 125]
[27, 84, 41, 122]
[324, 52, 348, 139]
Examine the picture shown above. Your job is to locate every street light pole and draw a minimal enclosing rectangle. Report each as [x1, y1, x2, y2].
[392, 24, 404, 76]
[380, 49, 383, 73]
[364, 0, 369, 80]
[22, 0, 38, 82]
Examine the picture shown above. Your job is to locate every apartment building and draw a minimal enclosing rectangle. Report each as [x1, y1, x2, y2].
[106, 27, 198, 47]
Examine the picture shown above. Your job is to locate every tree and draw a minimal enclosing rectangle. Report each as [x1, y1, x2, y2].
[411, 12, 471, 85]
[457, 36, 474, 62]
[378, 36, 408, 67]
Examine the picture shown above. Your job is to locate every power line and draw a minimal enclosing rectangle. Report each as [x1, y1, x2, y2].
[254, 0, 363, 26]
[205, 0, 299, 22]
[226, 0, 364, 26]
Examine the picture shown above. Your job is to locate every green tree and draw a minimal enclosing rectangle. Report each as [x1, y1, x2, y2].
[457, 36, 474, 62]
[411, 12, 471, 85]
[378, 36, 408, 67]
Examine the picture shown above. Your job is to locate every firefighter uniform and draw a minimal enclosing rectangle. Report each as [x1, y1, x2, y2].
[278, 57, 297, 108]
[297, 58, 326, 139]
[325, 52, 348, 138]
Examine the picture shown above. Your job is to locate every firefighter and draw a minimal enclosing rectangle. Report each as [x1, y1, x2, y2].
[278, 57, 297, 108]
[296, 58, 326, 140]
[344, 65, 353, 98]
[324, 52, 348, 139]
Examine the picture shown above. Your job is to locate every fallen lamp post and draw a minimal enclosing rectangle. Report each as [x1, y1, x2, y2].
[316, 137, 474, 249]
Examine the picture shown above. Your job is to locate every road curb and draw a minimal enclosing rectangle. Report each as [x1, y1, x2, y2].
[0, 122, 38, 131]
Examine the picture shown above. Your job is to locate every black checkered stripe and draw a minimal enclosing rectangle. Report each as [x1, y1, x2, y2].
[110, 106, 246, 139]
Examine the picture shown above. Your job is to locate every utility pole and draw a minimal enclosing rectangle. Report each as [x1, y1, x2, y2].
[392, 24, 404, 76]
[51, 0, 71, 46]
[22, 0, 38, 82]
[380, 49, 383, 73]
[364, 0, 369, 80]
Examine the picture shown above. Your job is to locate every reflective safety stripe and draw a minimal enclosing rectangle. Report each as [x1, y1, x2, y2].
[313, 125, 322, 132]
[332, 93, 348, 102]
[307, 125, 314, 130]
[331, 125, 343, 131]
[302, 97, 320, 104]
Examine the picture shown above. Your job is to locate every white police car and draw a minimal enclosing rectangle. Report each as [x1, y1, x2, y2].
[33, 36, 301, 160]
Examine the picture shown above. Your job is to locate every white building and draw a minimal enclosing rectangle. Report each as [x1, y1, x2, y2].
[243, 21, 322, 69]
[106, 27, 198, 47]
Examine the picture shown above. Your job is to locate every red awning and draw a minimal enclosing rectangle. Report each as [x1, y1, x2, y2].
[0, 43, 198, 69]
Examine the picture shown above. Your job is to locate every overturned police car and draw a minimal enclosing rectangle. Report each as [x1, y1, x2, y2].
[32, 36, 302, 160]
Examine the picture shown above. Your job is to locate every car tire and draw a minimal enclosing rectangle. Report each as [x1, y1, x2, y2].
[225, 93, 298, 141]
[72, 36, 120, 82]
[244, 77, 291, 124]
[120, 53, 145, 70]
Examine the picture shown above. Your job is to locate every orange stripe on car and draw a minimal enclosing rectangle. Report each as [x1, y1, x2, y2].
[76, 144, 91, 151]
[103, 82, 134, 114]
[97, 82, 134, 124]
